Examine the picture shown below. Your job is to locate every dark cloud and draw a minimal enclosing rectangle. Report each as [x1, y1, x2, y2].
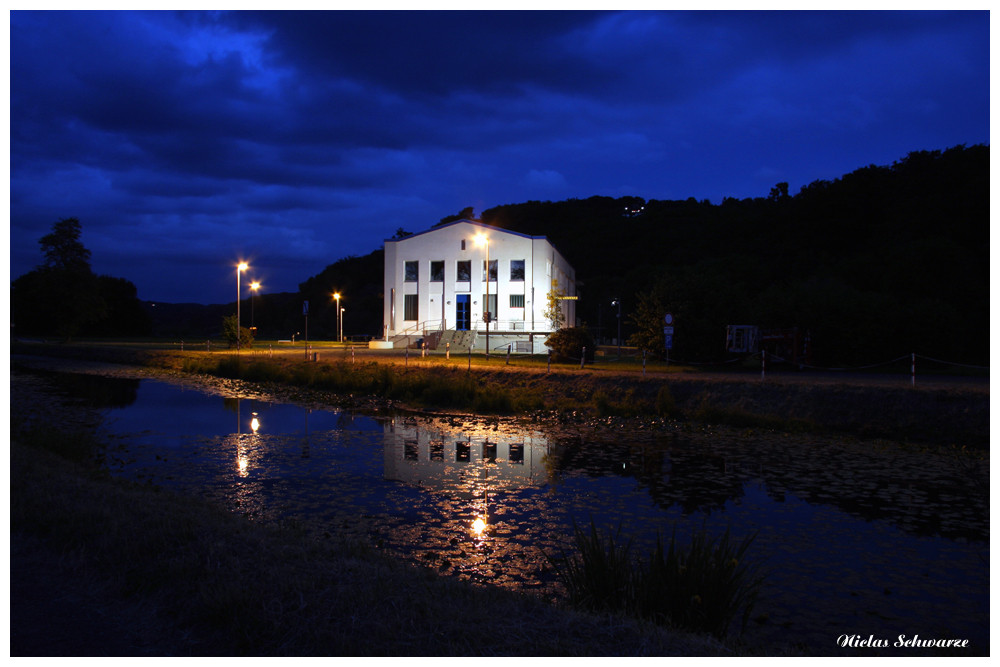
[9, 10, 988, 305]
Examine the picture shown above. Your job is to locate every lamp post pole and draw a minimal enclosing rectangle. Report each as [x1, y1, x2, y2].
[613, 298, 622, 359]
[236, 262, 248, 352]
[475, 233, 491, 359]
[250, 281, 260, 332]
[485, 238, 490, 358]
[334, 293, 342, 343]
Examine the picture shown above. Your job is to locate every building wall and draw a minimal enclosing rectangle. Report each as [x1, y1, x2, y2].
[382, 220, 576, 348]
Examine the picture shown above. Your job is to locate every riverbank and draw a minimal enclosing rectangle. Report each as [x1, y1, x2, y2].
[12, 340, 990, 448]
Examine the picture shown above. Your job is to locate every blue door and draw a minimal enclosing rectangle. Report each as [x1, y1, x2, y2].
[456, 294, 471, 330]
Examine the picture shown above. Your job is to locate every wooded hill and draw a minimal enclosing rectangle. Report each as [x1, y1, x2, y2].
[239, 144, 988, 368]
[467, 144, 988, 366]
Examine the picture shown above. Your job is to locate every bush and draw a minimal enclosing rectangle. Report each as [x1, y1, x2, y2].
[549, 520, 764, 640]
[545, 327, 596, 363]
[222, 314, 254, 349]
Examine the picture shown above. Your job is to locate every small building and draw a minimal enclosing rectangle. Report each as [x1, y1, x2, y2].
[377, 220, 576, 353]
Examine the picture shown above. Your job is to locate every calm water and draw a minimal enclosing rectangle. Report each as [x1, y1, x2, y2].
[45, 370, 990, 653]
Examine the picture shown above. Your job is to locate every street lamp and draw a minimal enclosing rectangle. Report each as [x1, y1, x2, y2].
[250, 281, 260, 333]
[612, 298, 622, 359]
[333, 292, 342, 342]
[475, 233, 490, 358]
[340, 307, 345, 343]
[236, 262, 248, 352]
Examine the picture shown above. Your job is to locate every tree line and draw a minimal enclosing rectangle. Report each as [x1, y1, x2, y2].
[473, 144, 987, 366]
[14, 144, 987, 368]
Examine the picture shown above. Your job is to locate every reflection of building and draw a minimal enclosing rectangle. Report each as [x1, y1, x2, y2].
[379, 220, 577, 353]
[383, 418, 550, 496]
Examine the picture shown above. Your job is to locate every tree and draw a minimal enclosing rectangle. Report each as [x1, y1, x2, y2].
[545, 326, 595, 363]
[544, 279, 566, 330]
[222, 314, 255, 349]
[12, 218, 105, 340]
[39, 217, 92, 272]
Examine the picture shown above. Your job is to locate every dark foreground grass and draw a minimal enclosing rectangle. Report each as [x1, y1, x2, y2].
[10, 423, 731, 656]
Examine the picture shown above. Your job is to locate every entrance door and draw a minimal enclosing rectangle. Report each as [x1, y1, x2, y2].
[455, 294, 471, 330]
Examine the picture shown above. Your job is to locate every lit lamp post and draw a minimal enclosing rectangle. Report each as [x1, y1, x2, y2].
[475, 233, 490, 358]
[612, 298, 622, 359]
[250, 281, 260, 334]
[340, 307, 345, 342]
[236, 262, 248, 352]
[333, 292, 342, 343]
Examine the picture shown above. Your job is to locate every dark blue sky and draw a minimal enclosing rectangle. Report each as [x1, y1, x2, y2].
[9, 10, 989, 305]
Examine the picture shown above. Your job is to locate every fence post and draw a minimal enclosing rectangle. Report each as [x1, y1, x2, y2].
[446, 342, 450, 360]
[352, 345, 355, 364]
[911, 352, 916, 387]
[642, 350, 646, 376]
[761, 350, 766, 381]
[580, 347, 586, 369]
[547, 349, 552, 373]
[207, 340, 211, 352]
[405, 346, 409, 367]
[506, 344, 511, 365]
[468, 343, 472, 371]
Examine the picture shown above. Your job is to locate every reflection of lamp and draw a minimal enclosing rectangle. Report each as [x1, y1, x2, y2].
[471, 517, 487, 536]
[251, 412, 260, 433]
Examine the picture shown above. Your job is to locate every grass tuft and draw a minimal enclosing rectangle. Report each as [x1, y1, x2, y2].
[549, 519, 764, 640]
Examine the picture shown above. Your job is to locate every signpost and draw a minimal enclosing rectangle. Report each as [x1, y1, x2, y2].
[664, 313, 675, 367]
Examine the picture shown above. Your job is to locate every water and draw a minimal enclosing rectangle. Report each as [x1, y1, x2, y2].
[39, 369, 992, 653]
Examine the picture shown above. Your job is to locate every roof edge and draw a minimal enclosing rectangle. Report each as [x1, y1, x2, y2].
[385, 219, 547, 243]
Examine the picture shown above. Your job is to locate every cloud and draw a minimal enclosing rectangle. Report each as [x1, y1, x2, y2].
[9, 10, 988, 304]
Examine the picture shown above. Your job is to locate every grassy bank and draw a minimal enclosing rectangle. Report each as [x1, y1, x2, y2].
[10, 412, 731, 656]
[12, 340, 990, 448]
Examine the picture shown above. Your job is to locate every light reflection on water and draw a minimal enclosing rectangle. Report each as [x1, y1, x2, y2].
[83, 373, 988, 652]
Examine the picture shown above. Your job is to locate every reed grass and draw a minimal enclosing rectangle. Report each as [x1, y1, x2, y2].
[549, 519, 764, 640]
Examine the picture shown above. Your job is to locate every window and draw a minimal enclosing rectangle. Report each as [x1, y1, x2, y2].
[404, 261, 418, 282]
[404, 294, 418, 321]
[456, 260, 471, 281]
[482, 293, 497, 322]
[510, 259, 525, 281]
[430, 260, 444, 282]
[461, 239, 466, 250]
[510, 294, 524, 308]
[482, 259, 497, 282]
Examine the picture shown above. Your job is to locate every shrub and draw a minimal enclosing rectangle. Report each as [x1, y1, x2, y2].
[545, 327, 596, 363]
[549, 520, 763, 640]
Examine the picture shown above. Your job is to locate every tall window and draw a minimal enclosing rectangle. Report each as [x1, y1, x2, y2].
[456, 260, 471, 281]
[510, 259, 525, 281]
[404, 294, 418, 321]
[482, 294, 497, 322]
[482, 259, 497, 282]
[404, 261, 418, 282]
[430, 260, 444, 282]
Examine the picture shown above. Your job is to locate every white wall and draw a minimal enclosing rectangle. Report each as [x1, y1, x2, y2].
[383, 220, 575, 343]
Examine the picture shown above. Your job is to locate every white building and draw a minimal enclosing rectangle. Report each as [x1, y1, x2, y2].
[377, 220, 576, 353]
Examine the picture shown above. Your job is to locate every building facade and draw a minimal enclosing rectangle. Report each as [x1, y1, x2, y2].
[380, 220, 576, 353]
